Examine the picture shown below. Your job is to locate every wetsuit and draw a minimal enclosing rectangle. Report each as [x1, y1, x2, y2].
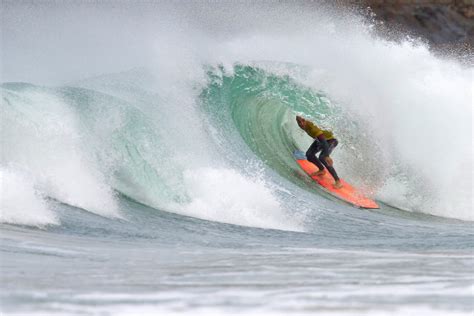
[302, 121, 340, 181]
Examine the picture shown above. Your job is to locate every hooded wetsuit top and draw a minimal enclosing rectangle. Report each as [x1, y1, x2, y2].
[303, 121, 334, 140]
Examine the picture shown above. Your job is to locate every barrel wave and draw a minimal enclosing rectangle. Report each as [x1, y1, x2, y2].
[202, 64, 384, 198]
[1, 61, 472, 226]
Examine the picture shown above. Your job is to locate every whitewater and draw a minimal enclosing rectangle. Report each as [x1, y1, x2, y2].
[1, 2, 473, 315]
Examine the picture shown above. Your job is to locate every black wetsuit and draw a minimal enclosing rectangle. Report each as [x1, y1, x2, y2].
[306, 138, 340, 181]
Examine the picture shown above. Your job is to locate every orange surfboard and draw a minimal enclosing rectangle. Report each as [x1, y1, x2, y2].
[294, 151, 379, 209]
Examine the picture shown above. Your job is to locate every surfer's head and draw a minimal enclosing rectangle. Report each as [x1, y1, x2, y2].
[296, 116, 306, 128]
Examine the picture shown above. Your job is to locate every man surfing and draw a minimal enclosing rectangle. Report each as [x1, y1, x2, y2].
[296, 116, 342, 189]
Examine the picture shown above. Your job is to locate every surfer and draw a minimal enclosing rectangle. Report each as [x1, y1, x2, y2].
[296, 116, 342, 189]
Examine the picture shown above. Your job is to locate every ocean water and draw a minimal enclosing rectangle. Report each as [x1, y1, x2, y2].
[1, 2, 473, 315]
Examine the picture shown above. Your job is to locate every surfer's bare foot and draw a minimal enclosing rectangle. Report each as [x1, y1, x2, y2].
[333, 180, 343, 189]
[310, 170, 325, 177]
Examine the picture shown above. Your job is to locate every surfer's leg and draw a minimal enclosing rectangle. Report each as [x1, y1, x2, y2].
[326, 139, 338, 155]
[320, 160, 339, 181]
[322, 163, 340, 182]
[319, 139, 340, 181]
[306, 139, 325, 171]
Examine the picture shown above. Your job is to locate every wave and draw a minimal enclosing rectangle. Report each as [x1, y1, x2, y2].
[1, 3, 472, 226]
[1, 59, 471, 230]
